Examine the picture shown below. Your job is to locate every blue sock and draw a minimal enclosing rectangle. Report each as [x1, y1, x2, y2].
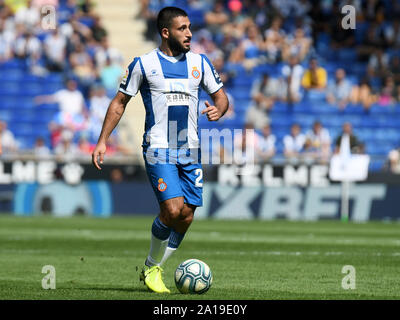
[168, 230, 185, 249]
[151, 216, 171, 240]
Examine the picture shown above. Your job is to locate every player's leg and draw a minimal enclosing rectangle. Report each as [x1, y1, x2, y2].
[141, 157, 184, 293]
[158, 160, 203, 267]
[159, 203, 196, 266]
[145, 196, 184, 267]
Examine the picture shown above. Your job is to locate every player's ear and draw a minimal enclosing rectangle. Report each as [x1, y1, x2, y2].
[161, 27, 169, 40]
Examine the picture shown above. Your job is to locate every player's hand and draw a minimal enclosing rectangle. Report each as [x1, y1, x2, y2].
[92, 142, 106, 170]
[201, 101, 221, 121]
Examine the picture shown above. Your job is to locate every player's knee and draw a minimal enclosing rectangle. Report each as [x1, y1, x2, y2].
[162, 203, 183, 223]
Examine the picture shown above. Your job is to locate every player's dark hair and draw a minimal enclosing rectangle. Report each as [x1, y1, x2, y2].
[157, 6, 188, 35]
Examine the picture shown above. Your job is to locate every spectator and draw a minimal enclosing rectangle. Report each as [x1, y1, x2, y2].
[204, 1, 229, 36]
[90, 14, 107, 42]
[334, 122, 364, 155]
[387, 146, 400, 173]
[281, 54, 304, 103]
[54, 129, 80, 160]
[35, 79, 87, 117]
[43, 28, 67, 72]
[229, 24, 263, 70]
[88, 85, 111, 141]
[0, 120, 19, 153]
[378, 75, 397, 106]
[69, 42, 96, 94]
[0, 18, 14, 62]
[246, 72, 281, 129]
[256, 124, 276, 163]
[14, 0, 40, 30]
[94, 37, 123, 72]
[367, 48, 389, 79]
[326, 68, 353, 109]
[350, 78, 378, 110]
[33, 137, 51, 157]
[13, 28, 41, 60]
[262, 16, 285, 63]
[301, 57, 327, 90]
[100, 56, 123, 93]
[283, 123, 306, 160]
[282, 27, 312, 62]
[304, 121, 331, 163]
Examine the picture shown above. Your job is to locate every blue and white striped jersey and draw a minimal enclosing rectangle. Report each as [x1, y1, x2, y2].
[119, 48, 223, 149]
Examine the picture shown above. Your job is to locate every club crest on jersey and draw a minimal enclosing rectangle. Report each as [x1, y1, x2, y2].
[192, 66, 201, 79]
[121, 68, 129, 85]
[158, 178, 167, 192]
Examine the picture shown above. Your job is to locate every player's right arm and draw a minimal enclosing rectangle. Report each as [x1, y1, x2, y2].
[92, 57, 143, 170]
[92, 91, 131, 170]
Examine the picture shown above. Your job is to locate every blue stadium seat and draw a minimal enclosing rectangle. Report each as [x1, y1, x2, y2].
[0, 82, 20, 95]
[337, 48, 357, 62]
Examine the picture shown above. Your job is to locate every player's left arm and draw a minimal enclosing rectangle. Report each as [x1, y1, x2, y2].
[201, 88, 229, 121]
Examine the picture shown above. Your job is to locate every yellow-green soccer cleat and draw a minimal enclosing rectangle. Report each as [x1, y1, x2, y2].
[140, 265, 170, 293]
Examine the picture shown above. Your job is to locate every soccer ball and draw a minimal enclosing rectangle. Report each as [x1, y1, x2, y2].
[174, 259, 213, 294]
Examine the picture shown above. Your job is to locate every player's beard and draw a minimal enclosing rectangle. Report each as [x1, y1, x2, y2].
[167, 34, 190, 54]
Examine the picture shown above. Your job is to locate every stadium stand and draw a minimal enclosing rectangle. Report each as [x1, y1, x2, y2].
[1, 0, 400, 171]
[138, 0, 400, 171]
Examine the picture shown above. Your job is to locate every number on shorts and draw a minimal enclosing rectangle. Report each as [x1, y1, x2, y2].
[195, 168, 203, 187]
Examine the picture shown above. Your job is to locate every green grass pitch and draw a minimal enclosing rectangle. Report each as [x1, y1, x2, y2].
[0, 214, 399, 300]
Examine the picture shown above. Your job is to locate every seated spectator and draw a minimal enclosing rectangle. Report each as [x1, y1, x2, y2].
[69, 42, 96, 94]
[13, 26, 46, 75]
[94, 37, 124, 72]
[326, 68, 352, 109]
[282, 27, 312, 62]
[87, 85, 111, 141]
[204, 1, 229, 37]
[54, 129, 80, 160]
[100, 57, 123, 93]
[14, 0, 40, 30]
[35, 79, 87, 117]
[246, 72, 281, 129]
[281, 54, 304, 103]
[229, 24, 263, 70]
[0, 19, 14, 62]
[33, 137, 51, 158]
[262, 16, 285, 63]
[43, 28, 66, 72]
[283, 123, 306, 160]
[0, 120, 19, 154]
[378, 75, 397, 106]
[90, 14, 107, 42]
[334, 122, 364, 155]
[301, 57, 327, 90]
[256, 124, 276, 163]
[350, 78, 378, 111]
[304, 121, 331, 163]
[367, 48, 389, 79]
[387, 146, 400, 173]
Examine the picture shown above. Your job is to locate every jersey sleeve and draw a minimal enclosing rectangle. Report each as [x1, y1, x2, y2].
[119, 57, 143, 97]
[200, 54, 223, 95]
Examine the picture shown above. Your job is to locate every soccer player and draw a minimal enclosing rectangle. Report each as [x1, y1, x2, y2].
[92, 6, 229, 293]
